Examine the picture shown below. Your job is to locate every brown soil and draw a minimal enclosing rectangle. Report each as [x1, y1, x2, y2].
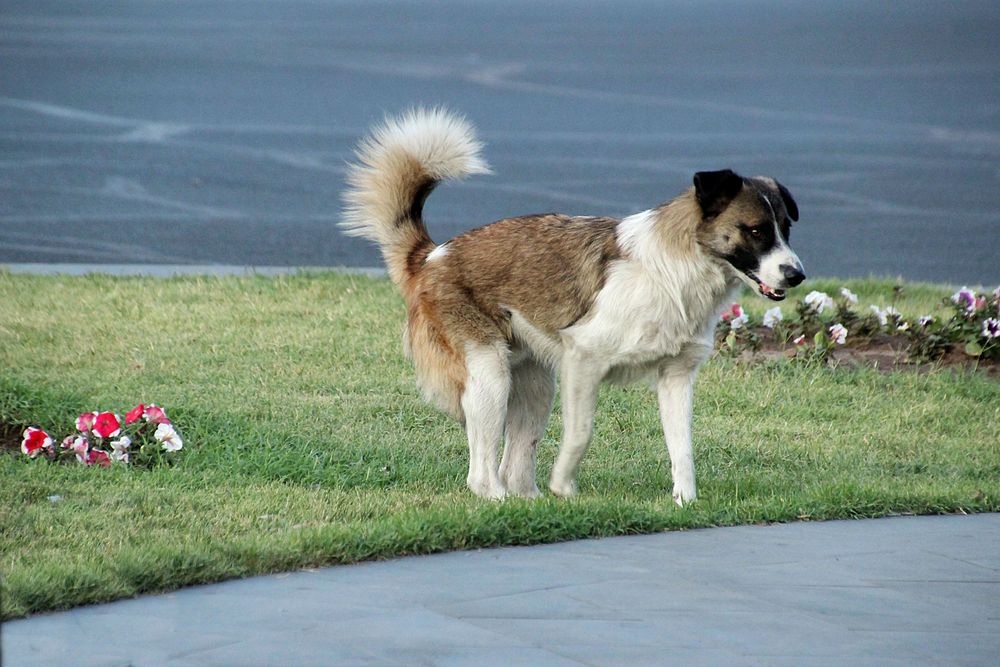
[1, 420, 24, 455]
[729, 329, 1000, 378]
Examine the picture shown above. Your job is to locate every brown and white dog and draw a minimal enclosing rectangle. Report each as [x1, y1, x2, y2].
[341, 109, 804, 504]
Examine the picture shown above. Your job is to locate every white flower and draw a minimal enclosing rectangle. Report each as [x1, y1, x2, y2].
[730, 312, 749, 330]
[897, 322, 910, 332]
[154, 423, 184, 452]
[918, 315, 933, 327]
[829, 323, 848, 345]
[870, 305, 888, 327]
[840, 287, 859, 305]
[804, 291, 834, 313]
[762, 307, 783, 328]
[110, 436, 131, 462]
[111, 435, 131, 451]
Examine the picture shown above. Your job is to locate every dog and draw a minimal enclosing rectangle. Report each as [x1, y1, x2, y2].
[341, 108, 804, 504]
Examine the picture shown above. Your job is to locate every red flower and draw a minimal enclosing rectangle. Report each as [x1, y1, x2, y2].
[92, 412, 122, 439]
[76, 412, 98, 433]
[144, 405, 170, 425]
[125, 403, 145, 425]
[721, 303, 743, 321]
[88, 449, 111, 468]
[21, 427, 53, 458]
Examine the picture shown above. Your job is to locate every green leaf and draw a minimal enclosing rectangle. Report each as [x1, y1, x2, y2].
[964, 341, 983, 357]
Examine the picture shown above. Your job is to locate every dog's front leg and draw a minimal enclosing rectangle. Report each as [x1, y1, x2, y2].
[549, 352, 605, 497]
[656, 366, 699, 506]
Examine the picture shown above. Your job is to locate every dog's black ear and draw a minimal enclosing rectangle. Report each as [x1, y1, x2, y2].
[693, 169, 743, 220]
[775, 180, 799, 222]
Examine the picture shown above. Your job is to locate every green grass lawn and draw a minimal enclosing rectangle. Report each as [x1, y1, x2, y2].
[1, 271, 998, 619]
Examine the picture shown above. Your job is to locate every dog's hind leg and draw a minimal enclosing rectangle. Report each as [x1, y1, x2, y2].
[549, 351, 607, 497]
[499, 359, 555, 497]
[461, 342, 511, 500]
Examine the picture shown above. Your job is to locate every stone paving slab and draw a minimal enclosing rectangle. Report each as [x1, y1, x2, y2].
[3, 514, 999, 666]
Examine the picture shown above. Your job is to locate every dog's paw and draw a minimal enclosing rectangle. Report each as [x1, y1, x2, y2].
[548, 476, 578, 498]
[501, 473, 542, 498]
[672, 486, 697, 507]
[468, 478, 507, 501]
[502, 479, 542, 498]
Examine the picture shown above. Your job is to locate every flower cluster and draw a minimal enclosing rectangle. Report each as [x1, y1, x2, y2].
[721, 303, 749, 330]
[20, 404, 183, 468]
[714, 283, 1000, 364]
[717, 302, 761, 356]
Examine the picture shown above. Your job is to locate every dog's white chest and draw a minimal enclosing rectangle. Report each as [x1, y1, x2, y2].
[563, 263, 718, 366]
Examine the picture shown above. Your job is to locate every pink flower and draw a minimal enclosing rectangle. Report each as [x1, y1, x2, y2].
[92, 412, 121, 439]
[144, 405, 170, 425]
[21, 427, 53, 458]
[721, 303, 743, 321]
[76, 411, 98, 433]
[829, 323, 848, 345]
[154, 423, 183, 452]
[69, 436, 89, 462]
[125, 403, 145, 425]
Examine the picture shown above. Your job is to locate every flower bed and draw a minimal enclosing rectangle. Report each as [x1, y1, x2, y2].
[716, 285, 1000, 374]
[15, 404, 183, 467]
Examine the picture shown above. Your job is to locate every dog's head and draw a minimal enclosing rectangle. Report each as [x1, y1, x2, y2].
[693, 169, 805, 301]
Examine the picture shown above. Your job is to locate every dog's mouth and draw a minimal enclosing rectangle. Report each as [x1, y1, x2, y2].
[746, 272, 786, 301]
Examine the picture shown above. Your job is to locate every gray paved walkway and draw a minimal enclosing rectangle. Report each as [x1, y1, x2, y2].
[4, 514, 999, 666]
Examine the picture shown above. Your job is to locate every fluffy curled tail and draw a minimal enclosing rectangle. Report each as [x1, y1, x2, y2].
[340, 108, 490, 286]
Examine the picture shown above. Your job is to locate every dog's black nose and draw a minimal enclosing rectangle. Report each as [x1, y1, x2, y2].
[781, 264, 805, 287]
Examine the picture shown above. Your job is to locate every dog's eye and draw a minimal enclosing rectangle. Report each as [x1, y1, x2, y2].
[749, 227, 762, 237]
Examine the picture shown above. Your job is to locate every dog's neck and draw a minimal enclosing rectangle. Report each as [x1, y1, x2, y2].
[617, 192, 738, 319]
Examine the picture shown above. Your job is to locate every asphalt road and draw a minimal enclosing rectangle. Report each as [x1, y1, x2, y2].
[1, 0, 998, 284]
